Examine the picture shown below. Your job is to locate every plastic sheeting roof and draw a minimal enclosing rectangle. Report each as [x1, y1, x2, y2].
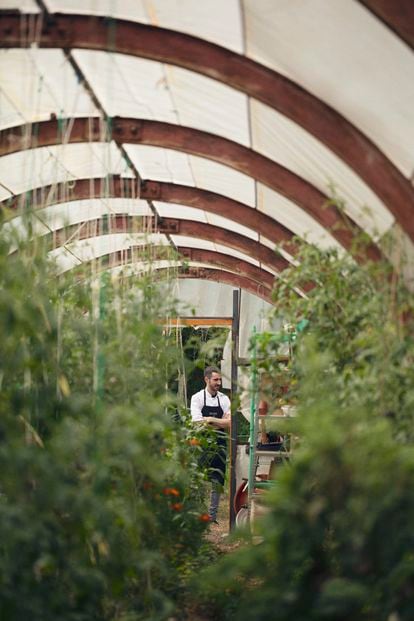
[0, 0, 414, 337]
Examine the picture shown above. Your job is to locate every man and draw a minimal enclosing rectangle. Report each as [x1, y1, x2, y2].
[190, 365, 231, 523]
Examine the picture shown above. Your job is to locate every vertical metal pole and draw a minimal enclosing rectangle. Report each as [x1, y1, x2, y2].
[247, 327, 258, 528]
[95, 213, 109, 410]
[96, 272, 107, 405]
[229, 289, 240, 530]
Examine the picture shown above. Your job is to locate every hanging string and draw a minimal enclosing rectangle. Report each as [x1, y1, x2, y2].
[176, 325, 187, 408]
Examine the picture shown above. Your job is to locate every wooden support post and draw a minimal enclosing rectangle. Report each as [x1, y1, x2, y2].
[229, 289, 240, 530]
[162, 317, 233, 327]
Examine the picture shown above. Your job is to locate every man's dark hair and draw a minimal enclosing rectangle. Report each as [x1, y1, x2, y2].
[204, 365, 221, 379]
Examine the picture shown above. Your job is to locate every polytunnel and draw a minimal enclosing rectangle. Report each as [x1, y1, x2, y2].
[1, 1, 414, 341]
[1, 1, 414, 619]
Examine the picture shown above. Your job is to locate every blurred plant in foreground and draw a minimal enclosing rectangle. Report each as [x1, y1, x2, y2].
[194, 236, 414, 621]
[0, 223, 210, 621]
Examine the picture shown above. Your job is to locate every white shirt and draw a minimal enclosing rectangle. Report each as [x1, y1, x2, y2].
[190, 389, 231, 422]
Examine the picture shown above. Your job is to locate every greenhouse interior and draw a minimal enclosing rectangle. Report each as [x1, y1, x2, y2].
[1, 1, 414, 619]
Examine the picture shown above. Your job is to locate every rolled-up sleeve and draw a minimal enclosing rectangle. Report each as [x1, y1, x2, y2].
[222, 395, 231, 417]
[190, 392, 203, 422]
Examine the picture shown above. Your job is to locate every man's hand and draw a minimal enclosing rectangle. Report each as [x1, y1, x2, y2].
[202, 416, 231, 429]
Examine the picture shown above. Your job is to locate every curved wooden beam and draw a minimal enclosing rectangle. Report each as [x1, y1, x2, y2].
[177, 267, 271, 303]
[359, 0, 414, 50]
[175, 247, 274, 288]
[0, 176, 298, 256]
[48, 215, 285, 273]
[72, 244, 274, 289]
[142, 181, 297, 254]
[0, 11, 413, 240]
[0, 117, 382, 261]
[75, 255, 273, 304]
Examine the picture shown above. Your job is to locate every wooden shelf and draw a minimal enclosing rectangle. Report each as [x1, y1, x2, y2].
[256, 449, 291, 457]
[253, 480, 278, 489]
[162, 316, 232, 327]
[259, 414, 296, 419]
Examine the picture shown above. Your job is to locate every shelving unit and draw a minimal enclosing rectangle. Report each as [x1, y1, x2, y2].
[244, 328, 296, 528]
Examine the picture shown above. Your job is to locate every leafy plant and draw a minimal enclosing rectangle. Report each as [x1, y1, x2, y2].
[195, 237, 414, 621]
[0, 224, 211, 620]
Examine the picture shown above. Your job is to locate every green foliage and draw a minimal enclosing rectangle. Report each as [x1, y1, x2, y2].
[0, 229, 210, 620]
[271, 242, 414, 440]
[181, 326, 229, 402]
[196, 239, 414, 620]
[235, 410, 250, 443]
[254, 327, 296, 406]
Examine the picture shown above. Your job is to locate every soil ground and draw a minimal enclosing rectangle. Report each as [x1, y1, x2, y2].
[204, 491, 243, 553]
[178, 492, 243, 621]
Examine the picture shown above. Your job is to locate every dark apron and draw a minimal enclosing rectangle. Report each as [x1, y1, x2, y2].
[201, 390, 227, 487]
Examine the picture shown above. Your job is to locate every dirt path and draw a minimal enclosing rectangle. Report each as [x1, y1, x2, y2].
[178, 494, 241, 620]
[204, 493, 243, 554]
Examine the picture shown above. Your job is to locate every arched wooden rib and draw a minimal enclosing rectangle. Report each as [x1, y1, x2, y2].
[0, 117, 382, 262]
[0, 11, 413, 240]
[0, 176, 298, 257]
[73, 252, 274, 304]
[359, 0, 414, 50]
[46, 215, 286, 273]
